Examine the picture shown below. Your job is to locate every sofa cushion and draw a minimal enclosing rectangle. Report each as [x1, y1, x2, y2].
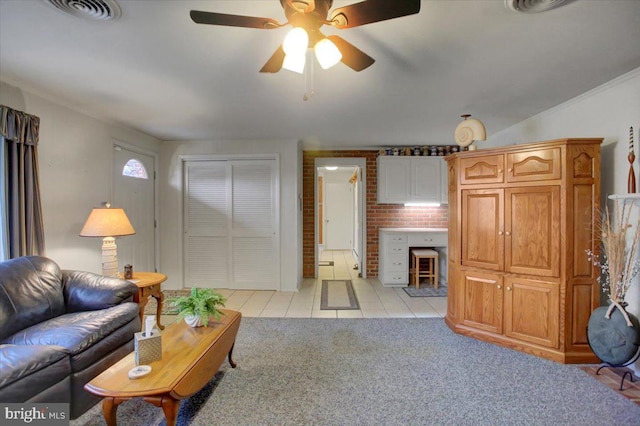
[1, 302, 140, 371]
[0, 256, 65, 341]
[0, 344, 71, 402]
[63, 270, 138, 312]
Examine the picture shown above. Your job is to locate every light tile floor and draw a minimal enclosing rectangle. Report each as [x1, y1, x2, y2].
[186, 250, 447, 319]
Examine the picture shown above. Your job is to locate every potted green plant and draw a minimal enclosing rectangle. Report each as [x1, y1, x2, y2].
[171, 287, 226, 327]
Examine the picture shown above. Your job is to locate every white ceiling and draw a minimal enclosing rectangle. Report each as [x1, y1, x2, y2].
[1, 0, 640, 148]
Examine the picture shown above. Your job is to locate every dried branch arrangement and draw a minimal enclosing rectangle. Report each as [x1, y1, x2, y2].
[589, 200, 640, 304]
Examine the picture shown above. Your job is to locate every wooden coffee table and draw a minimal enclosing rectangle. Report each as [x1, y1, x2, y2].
[85, 309, 241, 426]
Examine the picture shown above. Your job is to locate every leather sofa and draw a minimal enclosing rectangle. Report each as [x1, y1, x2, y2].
[0, 256, 141, 418]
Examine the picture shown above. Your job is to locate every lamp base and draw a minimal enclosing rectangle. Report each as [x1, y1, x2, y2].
[101, 236, 120, 277]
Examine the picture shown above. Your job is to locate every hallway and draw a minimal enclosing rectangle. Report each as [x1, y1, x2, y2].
[210, 250, 447, 319]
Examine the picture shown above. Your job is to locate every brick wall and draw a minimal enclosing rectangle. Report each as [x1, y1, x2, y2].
[303, 150, 449, 278]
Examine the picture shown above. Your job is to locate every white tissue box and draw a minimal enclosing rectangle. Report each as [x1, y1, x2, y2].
[134, 330, 162, 365]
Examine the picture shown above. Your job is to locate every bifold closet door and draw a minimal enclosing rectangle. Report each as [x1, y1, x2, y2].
[184, 161, 229, 288]
[184, 159, 279, 290]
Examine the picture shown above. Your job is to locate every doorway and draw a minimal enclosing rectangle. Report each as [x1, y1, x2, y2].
[315, 158, 366, 278]
[113, 144, 157, 273]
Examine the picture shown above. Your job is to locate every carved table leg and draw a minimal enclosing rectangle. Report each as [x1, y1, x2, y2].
[135, 290, 148, 330]
[228, 342, 237, 368]
[144, 395, 180, 426]
[161, 396, 180, 426]
[152, 285, 165, 330]
[102, 397, 126, 426]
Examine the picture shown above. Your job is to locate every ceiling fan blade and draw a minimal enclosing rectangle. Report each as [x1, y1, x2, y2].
[190, 10, 282, 29]
[260, 45, 286, 73]
[329, 0, 421, 29]
[327, 35, 375, 72]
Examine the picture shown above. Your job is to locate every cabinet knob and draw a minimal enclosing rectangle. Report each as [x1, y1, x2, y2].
[498, 231, 504, 235]
[497, 285, 502, 290]
[505, 231, 511, 236]
[508, 168, 513, 173]
[506, 286, 512, 291]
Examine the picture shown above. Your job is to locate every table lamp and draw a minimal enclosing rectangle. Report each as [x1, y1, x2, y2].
[80, 203, 135, 277]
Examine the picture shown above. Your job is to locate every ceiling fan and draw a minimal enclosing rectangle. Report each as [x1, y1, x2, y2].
[190, 0, 421, 74]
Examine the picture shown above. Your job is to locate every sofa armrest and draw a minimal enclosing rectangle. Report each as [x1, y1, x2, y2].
[62, 271, 138, 313]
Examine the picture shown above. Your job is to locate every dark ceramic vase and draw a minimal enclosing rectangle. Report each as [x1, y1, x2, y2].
[587, 303, 640, 366]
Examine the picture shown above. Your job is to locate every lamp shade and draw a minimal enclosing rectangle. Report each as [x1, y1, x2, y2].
[315, 38, 342, 69]
[80, 207, 135, 237]
[282, 53, 306, 74]
[283, 27, 309, 56]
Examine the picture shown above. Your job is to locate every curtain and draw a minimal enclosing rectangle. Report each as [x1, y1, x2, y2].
[0, 105, 45, 259]
[0, 136, 7, 260]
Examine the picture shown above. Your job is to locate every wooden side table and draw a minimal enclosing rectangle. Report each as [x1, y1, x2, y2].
[127, 272, 167, 330]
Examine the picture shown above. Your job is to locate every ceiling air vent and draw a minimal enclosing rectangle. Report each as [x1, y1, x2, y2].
[43, 0, 121, 21]
[505, 0, 574, 13]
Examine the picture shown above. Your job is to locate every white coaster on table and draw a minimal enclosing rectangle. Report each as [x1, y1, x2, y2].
[128, 365, 151, 379]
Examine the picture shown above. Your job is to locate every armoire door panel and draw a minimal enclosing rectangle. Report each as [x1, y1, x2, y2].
[573, 184, 596, 277]
[459, 154, 504, 185]
[506, 147, 561, 182]
[571, 282, 595, 345]
[461, 189, 504, 270]
[462, 271, 503, 334]
[504, 276, 559, 348]
[505, 186, 560, 277]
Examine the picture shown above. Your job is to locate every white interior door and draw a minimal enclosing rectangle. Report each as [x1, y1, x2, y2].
[113, 146, 156, 273]
[184, 161, 229, 288]
[184, 158, 279, 290]
[353, 169, 361, 264]
[230, 160, 278, 289]
[325, 182, 354, 250]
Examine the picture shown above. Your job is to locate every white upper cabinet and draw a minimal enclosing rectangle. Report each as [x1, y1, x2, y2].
[377, 157, 411, 203]
[377, 156, 446, 204]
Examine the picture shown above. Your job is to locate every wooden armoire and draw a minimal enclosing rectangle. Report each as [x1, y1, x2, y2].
[445, 138, 602, 363]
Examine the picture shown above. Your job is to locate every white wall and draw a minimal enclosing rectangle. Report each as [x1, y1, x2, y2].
[487, 66, 640, 372]
[159, 139, 302, 292]
[0, 81, 161, 272]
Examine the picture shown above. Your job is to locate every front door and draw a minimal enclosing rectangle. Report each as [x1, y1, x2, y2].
[113, 145, 156, 273]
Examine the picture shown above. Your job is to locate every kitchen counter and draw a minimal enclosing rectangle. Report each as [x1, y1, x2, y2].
[379, 227, 448, 233]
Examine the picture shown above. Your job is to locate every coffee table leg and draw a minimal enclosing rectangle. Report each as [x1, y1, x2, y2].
[228, 343, 237, 368]
[161, 396, 180, 426]
[145, 395, 180, 426]
[102, 397, 125, 426]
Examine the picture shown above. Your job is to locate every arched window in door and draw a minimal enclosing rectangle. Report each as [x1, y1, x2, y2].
[122, 158, 148, 179]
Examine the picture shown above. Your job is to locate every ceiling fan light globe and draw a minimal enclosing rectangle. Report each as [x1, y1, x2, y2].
[282, 53, 306, 73]
[283, 27, 309, 56]
[315, 38, 342, 69]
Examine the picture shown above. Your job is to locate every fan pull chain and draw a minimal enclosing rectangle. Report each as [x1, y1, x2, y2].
[303, 53, 315, 101]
